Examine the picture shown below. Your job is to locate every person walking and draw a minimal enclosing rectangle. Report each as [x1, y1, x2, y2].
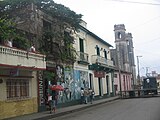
[80, 88, 84, 104]
[49, 90, 58, 113]
[89, 88, 95, 104]
[84, 88, 88, 104]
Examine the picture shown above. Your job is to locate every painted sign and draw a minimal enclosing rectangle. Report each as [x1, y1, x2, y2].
[94, 71, 105, 78]
[38, 71, 44, 106]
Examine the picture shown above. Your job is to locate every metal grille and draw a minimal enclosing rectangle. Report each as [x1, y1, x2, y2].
[6, 79, 29, 99]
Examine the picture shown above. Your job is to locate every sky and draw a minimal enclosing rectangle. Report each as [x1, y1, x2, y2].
[53, 0, 160, 76]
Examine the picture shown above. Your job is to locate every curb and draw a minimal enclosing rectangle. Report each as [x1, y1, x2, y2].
[33, 97, 120, 120]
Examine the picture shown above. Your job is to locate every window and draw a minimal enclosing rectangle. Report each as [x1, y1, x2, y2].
[114, 74, 117, 78]
[79, 38, 84, 53]
[118, 32, 122, 39]
[104, 49, 107, 59]
[96, 45, 100, 56]
[79, 38, 85, 60]
[6, 79, 29, 99]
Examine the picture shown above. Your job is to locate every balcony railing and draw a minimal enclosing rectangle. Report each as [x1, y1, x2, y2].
[77, 51, 89, 64]
[0, 45, 46, 69]
[91, 55, 114, 67]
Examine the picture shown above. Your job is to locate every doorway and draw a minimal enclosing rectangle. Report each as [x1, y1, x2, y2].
[106, 75, 109, 95]
[89, 73, 93, 89]
[98, 78, 102, 96]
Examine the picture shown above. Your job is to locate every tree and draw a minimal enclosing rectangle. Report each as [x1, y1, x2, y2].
[0, 17, 16, 42]
[0, 0, 82, 63]
[0, 17, 29, 49]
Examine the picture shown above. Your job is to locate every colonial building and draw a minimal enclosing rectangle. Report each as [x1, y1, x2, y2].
[0, 2, 116, 119]
[111, 24, 136, 95]
[75, 22, 115, 97]
[0, 45, 46, 119]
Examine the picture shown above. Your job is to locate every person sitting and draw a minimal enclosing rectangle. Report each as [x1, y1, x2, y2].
[5, 40, 12, 47]
[30, 44, 36, 52]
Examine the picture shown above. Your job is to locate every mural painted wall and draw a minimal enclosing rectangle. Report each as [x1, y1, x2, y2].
[58, 68, 89, 103]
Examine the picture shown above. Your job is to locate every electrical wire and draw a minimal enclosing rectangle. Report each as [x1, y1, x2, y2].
[137, 37, 160, 45]
[107, 0, 160, 6]
[134, 48, 160, 56]
[130, 15, 160, 31]
[153, 0, 160, 3]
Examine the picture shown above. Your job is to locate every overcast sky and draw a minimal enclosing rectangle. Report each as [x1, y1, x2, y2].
[54, 0, 160, 76]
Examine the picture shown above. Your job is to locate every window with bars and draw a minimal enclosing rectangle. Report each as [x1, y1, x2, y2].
[6, 79, 29, 99]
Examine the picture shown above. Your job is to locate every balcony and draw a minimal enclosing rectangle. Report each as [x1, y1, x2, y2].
[0, 45, 46, 69]
[77, 51, 89, 65]
[91, 55, 114, 67]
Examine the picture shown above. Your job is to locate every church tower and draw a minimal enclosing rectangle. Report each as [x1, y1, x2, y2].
[125, 33, 136, 86]
[114, 24, 130, 71]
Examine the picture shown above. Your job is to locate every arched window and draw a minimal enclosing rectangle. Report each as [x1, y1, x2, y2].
[118, 32, 122, 39]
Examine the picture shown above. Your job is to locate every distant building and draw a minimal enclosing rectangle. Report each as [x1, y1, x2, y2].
[111, 24, 136, 94]
[157, 74, 160, 92]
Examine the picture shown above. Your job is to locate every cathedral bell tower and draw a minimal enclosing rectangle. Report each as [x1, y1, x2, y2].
[114, 24, 129, 71]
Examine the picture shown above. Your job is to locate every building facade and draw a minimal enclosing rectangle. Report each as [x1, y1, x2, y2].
[111, 24, 136, 94]
[0, 45, 46, 119]
[76, 23, 115, 97]
[0, 3, 116, 119]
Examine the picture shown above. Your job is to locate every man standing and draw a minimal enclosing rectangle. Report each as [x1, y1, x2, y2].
[84, 88, 88, 104]
[49, 90, 58, 113]
[80, 88, 84, 104]
[89, 88, 95, 104]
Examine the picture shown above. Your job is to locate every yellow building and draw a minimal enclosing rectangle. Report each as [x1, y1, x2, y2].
[0, 45, 46, 119]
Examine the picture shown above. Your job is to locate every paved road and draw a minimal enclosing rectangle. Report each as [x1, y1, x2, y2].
[50, 97, 160, 120]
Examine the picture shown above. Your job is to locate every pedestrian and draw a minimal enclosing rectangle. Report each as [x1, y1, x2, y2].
[84, 88, 88, 104]
[80, 88, 84, 104]
[48, 95, 52, 110]
[89, 88, 95, 104]
[53, 90, 59, 113]
[49, 90, 58, 113]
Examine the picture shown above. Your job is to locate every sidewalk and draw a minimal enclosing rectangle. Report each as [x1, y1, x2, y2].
[7, 96, 120, 120]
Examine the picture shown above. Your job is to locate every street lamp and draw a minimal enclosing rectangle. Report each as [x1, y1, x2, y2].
[136, 56, 142, 88]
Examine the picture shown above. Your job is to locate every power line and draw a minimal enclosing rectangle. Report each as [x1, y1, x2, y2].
[130, 15, 160, 31]
[153, 0, 160, 3]
[134, 48, 160, 56]
[107, 0, 160, 5]
[138, 37, 160, 45]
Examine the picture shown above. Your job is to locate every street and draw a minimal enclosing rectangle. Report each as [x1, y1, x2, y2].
[50, 97, 160, 120]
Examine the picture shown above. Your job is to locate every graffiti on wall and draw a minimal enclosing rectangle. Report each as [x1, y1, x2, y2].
[80, 71, 89, 88]
[56, 65, 64, 83]
[59, 69, 89, 102]
[56, 66, 89, 103]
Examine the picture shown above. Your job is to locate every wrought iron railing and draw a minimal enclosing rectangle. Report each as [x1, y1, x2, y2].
[91, 55, 114, 67]
[77, 51, 89, 63]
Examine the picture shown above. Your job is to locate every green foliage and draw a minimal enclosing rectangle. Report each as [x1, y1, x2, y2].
[35, 0, 82, 29]
[0, 17, 16, 40]
[0, 17, 30, 49]
[0, 0, 81, 62]
[13, 35, 29, 49]
[0, 0, 82, 29]
[44, 71, 55, 81]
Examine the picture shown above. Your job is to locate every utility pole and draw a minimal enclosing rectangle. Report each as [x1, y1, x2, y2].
[146, 67, 149, 77]
[136, 56, 142, 96]
[137, 56, 142, 85]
